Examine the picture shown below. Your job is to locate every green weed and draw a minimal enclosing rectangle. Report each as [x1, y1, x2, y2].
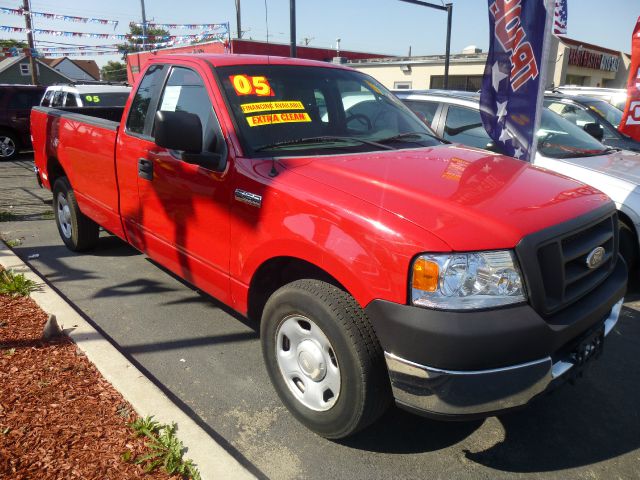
[0, 211, 18, 222]
[125, 416, 201, 480]
[5, 239, 22, 248]
[0, 269, 37, 296]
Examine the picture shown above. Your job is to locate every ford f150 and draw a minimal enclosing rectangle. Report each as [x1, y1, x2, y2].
[31, 54, 626, 439]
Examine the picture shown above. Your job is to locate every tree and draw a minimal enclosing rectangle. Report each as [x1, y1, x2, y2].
[117, 23, 170, 58]
[100, 60, 128, 82]
[0, 39, 27, 49]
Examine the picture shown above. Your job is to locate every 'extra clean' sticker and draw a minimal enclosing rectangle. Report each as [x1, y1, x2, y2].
[246, 112, 311, 127]
[240, 100, 305, 114]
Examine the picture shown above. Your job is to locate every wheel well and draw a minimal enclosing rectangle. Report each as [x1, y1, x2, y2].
[247, 256, 346, 322]
[618, 211, 637, 240]
[47, 156, 66, 188]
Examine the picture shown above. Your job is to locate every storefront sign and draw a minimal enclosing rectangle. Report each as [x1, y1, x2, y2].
[568, 47, 619, 72]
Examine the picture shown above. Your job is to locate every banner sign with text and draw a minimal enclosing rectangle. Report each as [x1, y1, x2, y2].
[480, 0, 553, 162]
[619, 17, 640, 141]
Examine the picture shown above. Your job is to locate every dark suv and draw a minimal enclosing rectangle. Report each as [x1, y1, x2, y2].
[0, 84, 46, 160]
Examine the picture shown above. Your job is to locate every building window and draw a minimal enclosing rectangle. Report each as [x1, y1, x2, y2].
[394, 81, 412, 90]
[430, 75, 483, 92]
[19, 63, 30, 76]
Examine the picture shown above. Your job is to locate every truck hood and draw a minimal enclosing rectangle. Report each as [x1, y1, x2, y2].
[280, 146, 611, 251]
[544, 149, 640, 186]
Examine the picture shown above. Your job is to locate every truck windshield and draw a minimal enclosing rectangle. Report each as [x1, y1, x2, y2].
[578, 98, 623, 128]
[215, 64, 442, 157]
[537, 109, 609, 159]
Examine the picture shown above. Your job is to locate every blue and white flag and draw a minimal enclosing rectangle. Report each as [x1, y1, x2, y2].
[480, 0, 554, 162]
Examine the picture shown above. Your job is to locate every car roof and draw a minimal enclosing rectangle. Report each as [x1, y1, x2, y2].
[150, 53, 352, 71]
[394, 89, 481, 107]
[45, 84, 131, 93]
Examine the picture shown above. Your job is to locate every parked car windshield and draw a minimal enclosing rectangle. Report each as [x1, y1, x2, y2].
[537, 109, 609, 159]
[215, 65, 442, 157]
[577, 98, 623, 128]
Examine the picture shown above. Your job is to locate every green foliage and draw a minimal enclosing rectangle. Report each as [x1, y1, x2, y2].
[117, 24, 170, 59]
[126, 416, 201, 480]
[0, 39, 27, 49]
[6, 239, 21, 248]
[0, 269, 37, 297]
[100, 60, 128, 82]
[0, 211, 19, 222]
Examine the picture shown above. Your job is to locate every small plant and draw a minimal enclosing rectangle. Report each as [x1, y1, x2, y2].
[6, 238, 22, 247]
[41, 210, 55, 220]
[126, 416, 201, 480]
[0, 211, 18, 222]
[3, 348, 16, 356]
[0, 269, 37, 297]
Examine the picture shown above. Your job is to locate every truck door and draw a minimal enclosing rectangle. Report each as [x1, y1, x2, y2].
[118, 63, 232, 303]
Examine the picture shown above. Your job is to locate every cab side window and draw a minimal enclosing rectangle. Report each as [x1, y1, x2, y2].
[156, 66, 226, 156]
[443, 105, 491, 149]
[41, 90, 53, 106]
[64, 93, 78, 107]
[51, 90, 65, 108]
[126, 64, 166, 135]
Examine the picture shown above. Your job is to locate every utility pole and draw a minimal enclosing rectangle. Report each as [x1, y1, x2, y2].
[22, 0, 38, 85]
[235, 0, 242, 39]
[139, 0, 147, 51]
[289, 0, 296, 57]
[398, 0, 453, 89]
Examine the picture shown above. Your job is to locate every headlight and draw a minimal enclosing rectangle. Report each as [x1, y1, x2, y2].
[411, 250, 526, 309]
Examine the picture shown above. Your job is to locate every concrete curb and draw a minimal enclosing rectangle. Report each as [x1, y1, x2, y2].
[0, 243, 255, 480]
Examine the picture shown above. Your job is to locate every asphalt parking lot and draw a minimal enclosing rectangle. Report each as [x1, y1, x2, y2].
[2, 155, 640, 480]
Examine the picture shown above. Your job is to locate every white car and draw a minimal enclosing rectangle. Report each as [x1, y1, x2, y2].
[396, 90, 640, 269]
[551, 86, 627, 111]
[40, 83, 131, 108]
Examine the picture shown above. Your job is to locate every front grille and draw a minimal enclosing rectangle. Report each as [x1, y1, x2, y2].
[517, 205, 619, 317]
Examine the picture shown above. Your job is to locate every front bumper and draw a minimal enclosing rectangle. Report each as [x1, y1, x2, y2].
[365, 255, 626, 417]
[384, 299, 621, 416]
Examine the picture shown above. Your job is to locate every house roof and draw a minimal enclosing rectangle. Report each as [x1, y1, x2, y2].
[0, 55, 74, 82]
[72, 59, 100, 80]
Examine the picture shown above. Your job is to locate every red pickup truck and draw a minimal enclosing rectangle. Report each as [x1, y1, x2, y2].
[31, 54, 626, 439]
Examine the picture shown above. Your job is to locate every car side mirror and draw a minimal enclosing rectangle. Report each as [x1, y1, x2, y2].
[154, 110, 202, 153]
[583, 122, 604, 142]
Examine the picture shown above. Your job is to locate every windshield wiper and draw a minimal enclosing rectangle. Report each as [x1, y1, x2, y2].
[254, 136, 395, 153]
[377, 131, 448, 145]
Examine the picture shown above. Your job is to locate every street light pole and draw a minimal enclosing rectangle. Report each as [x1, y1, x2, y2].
[235, 0, 242, 39]
[290, 0, 297, 57]
[139, 0, 147, 51]
[398, 0, 453, 89]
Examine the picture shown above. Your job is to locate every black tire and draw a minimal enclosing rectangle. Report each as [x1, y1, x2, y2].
[261, 279, 391, 439]
[619, 220, 638, 273]
[52, 177, 99, 251]
[0, 129, 19, 161]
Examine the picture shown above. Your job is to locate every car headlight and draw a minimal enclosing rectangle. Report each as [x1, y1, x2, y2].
[411, 250, 526, 310]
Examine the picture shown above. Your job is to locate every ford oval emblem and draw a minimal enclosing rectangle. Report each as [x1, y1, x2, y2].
[586, 246, 606, 269]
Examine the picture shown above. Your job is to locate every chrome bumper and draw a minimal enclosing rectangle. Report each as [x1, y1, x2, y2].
[385, 299, 623, 416]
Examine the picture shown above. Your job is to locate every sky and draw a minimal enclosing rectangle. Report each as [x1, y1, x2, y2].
[0, 0, 638, 70]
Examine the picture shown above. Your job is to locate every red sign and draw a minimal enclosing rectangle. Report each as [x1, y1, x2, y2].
[620, 17, 640, 140]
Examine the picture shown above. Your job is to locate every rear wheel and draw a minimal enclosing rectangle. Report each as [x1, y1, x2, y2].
[53, 177, 99, 251]
[261, 279, 391, 439]
[0, 130, 19, 160]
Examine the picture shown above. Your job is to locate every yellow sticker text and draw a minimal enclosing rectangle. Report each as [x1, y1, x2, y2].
[240, 100, 305, 114]
[247, 112, 312, 127]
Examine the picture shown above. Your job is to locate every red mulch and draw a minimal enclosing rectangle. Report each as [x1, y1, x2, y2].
[0, 294, 179, 479]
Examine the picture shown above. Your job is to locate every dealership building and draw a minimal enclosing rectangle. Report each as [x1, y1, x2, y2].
[348, 36, 631, 91]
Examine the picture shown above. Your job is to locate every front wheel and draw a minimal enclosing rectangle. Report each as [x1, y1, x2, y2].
[261, 279, 391, 439]
[53, 177, 99, 251]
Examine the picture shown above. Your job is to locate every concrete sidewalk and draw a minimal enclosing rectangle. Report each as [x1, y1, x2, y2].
[0, 242, 255, 480]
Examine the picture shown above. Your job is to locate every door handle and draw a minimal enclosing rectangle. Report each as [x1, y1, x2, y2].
[138, 158, 153, 180]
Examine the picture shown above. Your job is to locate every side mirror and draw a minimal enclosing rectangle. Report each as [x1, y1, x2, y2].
[583, 122, 604, 142]
[154, 110, 202, 153]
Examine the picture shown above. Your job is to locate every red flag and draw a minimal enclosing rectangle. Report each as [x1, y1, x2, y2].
[620, 17, 640, 141]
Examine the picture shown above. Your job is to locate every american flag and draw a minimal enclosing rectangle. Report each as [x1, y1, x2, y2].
[554, 0, 568, 35]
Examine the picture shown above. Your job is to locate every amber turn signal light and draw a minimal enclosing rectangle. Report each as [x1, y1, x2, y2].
[412, 258, 439, 292]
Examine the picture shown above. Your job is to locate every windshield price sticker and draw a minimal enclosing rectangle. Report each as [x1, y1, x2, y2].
[246, 112, 311, 127]
[230, 75, 274, 96]
[241, 100, 304, 114]
[85, 95, 100, 103]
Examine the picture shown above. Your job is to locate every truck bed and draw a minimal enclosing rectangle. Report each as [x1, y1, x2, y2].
[31, 106, 124, 238]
